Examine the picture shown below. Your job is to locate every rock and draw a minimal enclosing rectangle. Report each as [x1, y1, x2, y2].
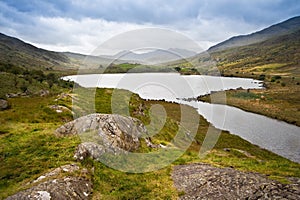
[6, 93, 19, 98]
[40, 90, 50, 97]
[6, 90, 30, 98]
[56, 114, 148, 159]
[6, 177, 91, 200]
[6, 164, 92, 200]
[0, 99, 9, 110]
[74, 142, 107, 161]
[172, 163, 300, 200]
[56, 92, 72, 100]
[49, 105, 73, 114]
[30, 164, 81, 184]
[144, 137, 160, 148]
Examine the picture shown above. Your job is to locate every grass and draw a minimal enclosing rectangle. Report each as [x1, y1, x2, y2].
[0, 88, 299, 199]
[0, 96, 73, 124]
[0, 124, 80, 198]
[91, 161, 178, 199]
[198, 76, 300, 126]
[248, 63, 289, 73]
[0, 94, 81, 198]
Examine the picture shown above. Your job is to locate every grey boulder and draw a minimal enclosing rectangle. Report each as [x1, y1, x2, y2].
[56, 114, 148, 160]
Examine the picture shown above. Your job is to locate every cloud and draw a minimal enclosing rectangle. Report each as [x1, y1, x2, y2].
[3, 0, 201, 24]
[196, 0, 300, 24]
[14, 16, 151, 54]
[0, 0, 299, 54]
[5, 0, 299, 25]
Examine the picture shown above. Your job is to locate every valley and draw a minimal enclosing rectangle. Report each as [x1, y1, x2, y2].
[0, 15, 300, 199]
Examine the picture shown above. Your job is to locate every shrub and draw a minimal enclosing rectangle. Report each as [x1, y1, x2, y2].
[271, 75, 281, 82]
[174, 67, 181, 72]
[258, 74, 265, 80]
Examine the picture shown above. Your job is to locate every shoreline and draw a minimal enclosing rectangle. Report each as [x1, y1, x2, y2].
[198, 89, 300, 127]
[195, 71, 299, 127]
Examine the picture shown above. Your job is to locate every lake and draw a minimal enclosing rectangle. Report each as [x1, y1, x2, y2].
[63, 73, 300, 163]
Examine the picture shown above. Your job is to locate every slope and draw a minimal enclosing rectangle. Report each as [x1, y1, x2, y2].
[209, 16, 300, 52]
[211, 28, 300, 76]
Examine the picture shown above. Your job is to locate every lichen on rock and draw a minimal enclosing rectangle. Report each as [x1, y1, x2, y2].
[6, 164, 92, 200]
[172, 163, 300, 199]
[56, 113, 150, 160]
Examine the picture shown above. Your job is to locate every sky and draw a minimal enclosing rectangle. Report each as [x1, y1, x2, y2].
[0, 0, 299, 55]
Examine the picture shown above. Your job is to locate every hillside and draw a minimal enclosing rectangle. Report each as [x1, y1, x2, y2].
[0, 33, 78, 99]
[187, 16, 300, 127]
[209, 16, 300, 52]
[0, 33, 75, 71]
[167, 16, 300, 77]
[210, 28, 300, 76]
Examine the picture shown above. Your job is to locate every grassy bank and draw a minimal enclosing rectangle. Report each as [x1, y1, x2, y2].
[198, 75, 300, 126]
[1, 88, 299, 199]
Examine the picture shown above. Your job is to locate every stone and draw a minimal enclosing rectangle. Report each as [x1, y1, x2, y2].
[30, 164, 81, 184]
[6, 177, 92, 200]
[0, 99, 9, 110]
[172, 163, 300, 200]
[6, 93, 19, 98]
[39, 90, 50, 97]
[49, 105, 73, 114]
[56, 114, 149, 160]
[74, 142, 106, 161]
[6, 164, 92, 200]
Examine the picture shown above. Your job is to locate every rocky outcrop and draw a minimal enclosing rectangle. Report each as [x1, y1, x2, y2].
[6, 90, 30, 98]
[172, 163, 300, 200]
[6, 177, 91, 200]
[56, 114, 149, 160]
[0, 99, 9, 110]
[6, 164, 92, 200]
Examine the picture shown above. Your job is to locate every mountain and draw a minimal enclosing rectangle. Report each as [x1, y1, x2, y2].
[100, 48, 197, 64]
[209, 16, 300, 52]
[169, 16, 300, 76]
[0, 33, 74, 70]
[0, 33, 121, 72]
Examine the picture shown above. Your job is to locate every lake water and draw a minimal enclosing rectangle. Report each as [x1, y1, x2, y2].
[63, 73, 300, 163]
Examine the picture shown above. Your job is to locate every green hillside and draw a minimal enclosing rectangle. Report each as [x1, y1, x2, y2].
[168, 16, 300, 78]
[0, 33, 75, 71]
[0, 33, 78, 99]
[210, 28, 300, 77]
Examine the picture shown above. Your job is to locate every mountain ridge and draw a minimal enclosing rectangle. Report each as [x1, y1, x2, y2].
[0, 33, 72, 70]
[98, 48, 197, 64]
[1, 15, 299, 74]
[208, 16, 300, 52]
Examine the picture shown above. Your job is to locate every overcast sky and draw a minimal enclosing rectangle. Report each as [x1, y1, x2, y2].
[0, 0, 299, 54]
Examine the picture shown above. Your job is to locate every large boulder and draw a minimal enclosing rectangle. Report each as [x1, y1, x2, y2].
[6, 164, 92, 200]
[172, 163, 300, 199]
[56, 114, 148, 159]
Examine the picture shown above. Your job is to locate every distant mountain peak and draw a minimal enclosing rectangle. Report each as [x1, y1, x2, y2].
[98, 48, 197, 64]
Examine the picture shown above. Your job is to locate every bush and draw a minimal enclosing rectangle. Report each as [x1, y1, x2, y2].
[258, 74, 265, 80]
[271, 75, 281, 82]
[174, 67, 181, 72]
